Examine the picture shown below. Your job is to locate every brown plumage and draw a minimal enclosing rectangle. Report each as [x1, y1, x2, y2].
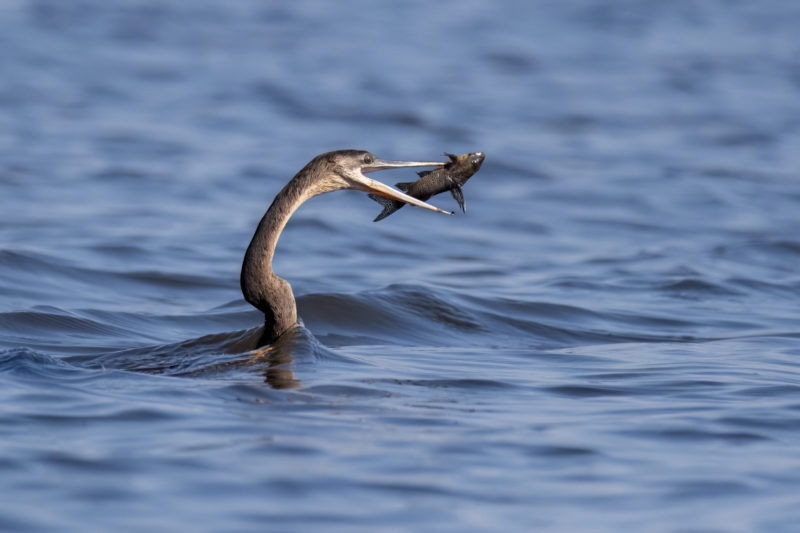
[240, 150, 449, 344]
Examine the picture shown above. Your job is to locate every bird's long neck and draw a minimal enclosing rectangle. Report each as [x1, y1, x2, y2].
[245, 180, 307, 271]
[240, 172, 321, 342]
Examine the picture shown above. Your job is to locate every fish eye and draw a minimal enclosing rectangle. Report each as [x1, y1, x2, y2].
[363, 154, 374, 165]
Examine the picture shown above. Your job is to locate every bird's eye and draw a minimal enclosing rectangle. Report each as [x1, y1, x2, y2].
[363, 154, 374, 165]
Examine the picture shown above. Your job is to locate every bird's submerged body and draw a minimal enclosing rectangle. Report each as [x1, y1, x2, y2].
[368, 152, 485, 222]
[240, 150, 451, 345]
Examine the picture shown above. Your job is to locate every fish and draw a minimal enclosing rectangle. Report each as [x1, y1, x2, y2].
[368, 152, 485, 222]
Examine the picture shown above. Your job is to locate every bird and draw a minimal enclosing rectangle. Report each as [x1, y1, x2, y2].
[240, 150, 450, 345]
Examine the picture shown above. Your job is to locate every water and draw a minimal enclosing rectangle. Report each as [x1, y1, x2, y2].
[2, 1, 800, 531]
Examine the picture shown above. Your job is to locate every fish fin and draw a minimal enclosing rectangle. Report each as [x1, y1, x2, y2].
[444, 152, 458, 163]
[368, 193, 401, 222]
[450, 185, 466, 213]
[416, 170, 432, 178]
[395, 182, 414, 192]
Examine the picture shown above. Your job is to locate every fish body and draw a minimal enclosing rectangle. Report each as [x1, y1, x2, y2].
[368, 152, 485, 221]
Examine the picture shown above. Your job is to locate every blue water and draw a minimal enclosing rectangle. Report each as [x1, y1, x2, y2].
[2, 1, 800, 531]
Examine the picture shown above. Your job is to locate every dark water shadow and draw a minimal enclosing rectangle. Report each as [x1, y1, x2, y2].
[64, 323, 346, 390]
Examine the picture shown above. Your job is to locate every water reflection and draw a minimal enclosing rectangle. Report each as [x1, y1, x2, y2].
[252, 326, 302, 389]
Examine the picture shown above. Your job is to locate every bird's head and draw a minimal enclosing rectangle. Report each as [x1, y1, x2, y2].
[318, 150, 451, 214]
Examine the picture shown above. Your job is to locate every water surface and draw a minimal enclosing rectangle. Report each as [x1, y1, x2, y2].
[2, 1, 800, 531]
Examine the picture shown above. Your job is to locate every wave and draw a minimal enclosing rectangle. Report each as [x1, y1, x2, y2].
[0, 249, 234, 313]
[296, 283, 737, 348]
[1, 273, 793, 381]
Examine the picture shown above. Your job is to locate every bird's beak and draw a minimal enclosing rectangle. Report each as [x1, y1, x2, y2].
[358, 158, 452, 215]
[363, 159, 446, 172]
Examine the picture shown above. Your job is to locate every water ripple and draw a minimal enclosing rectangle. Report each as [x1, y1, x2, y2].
[3, 1, 800, 531]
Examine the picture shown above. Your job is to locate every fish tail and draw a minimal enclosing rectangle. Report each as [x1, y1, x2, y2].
[368, 193, 402, 222]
